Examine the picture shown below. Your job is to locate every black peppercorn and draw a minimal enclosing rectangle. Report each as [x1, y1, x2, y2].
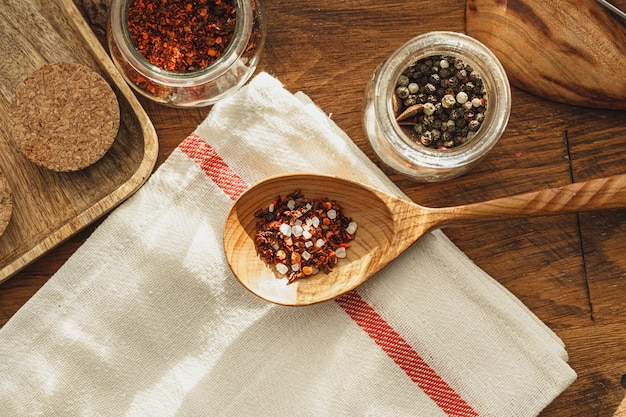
[468, 120, 481, 131]
[394, 54, 488, 150]
[419, 131, 433, 146]
[449, 109, 461, 120]
[404, 96, 417, 106]
[396, 86, 410, 99]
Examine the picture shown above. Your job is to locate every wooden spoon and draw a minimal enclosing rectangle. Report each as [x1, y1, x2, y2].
[465, 0, 626, 109]
[224, 173, 626, 306]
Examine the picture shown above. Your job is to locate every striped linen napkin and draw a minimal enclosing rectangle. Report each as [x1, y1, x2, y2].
[0, 72, 575, 416]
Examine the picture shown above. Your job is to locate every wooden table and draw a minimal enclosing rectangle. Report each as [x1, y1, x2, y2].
[2, 1, 626, 415]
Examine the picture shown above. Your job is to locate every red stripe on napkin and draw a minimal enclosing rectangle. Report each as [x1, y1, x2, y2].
[335, 291, 479, 417]
[178, 133, 478, 417]
[178, 133, 248, 200]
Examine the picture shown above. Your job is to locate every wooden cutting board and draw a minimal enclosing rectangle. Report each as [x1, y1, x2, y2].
[0, 0, 158, 282]
[466, 0, 626, 109]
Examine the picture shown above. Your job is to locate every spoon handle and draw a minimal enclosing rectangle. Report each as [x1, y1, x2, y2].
[435, 173, 626, 225]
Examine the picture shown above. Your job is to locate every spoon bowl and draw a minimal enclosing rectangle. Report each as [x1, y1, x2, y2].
[223, 174, 420, 306]
[224, 172, 626, 306]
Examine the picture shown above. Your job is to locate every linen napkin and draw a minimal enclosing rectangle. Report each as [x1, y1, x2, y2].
[0, 72, 575, 417]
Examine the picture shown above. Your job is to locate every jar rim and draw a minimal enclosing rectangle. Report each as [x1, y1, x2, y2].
[373, 31, 511, 170]
[109, 0, 253, 87]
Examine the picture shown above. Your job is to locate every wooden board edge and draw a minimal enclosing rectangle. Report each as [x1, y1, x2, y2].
[0, 0, 159, 283]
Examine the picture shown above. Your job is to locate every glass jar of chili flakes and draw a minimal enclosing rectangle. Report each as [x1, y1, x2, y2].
[364, 32, 511, 182]
[108, 0, 266, 107]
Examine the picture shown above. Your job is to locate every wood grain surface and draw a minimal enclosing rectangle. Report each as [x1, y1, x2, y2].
[466, 0, 626, 109]
[0, 172, 12, 237]
[0, 0, 158, 282]
[2, 0, 626, 415]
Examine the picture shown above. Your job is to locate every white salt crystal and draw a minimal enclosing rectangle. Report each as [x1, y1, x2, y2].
[312, 216, 320, 228]
[276, 263, 289, 275]
[346, 222, 357, 234]
[279, 223, 292, 236]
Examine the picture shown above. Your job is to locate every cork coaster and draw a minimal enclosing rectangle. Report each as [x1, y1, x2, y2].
[10, 62, 120, 172]
[0, 171, 12, 238]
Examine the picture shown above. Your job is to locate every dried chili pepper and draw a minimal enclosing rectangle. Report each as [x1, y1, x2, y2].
[127, 0, 237, 73]
[254, 190, 358, 283]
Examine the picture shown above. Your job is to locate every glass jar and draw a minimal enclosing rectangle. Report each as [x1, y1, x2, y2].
[108, 0, 266, 107]
[364, 31, 511, 182]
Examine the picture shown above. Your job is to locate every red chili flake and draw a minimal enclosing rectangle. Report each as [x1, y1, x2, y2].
[127, 0, 237, 73]
[253, 190, 358, 283]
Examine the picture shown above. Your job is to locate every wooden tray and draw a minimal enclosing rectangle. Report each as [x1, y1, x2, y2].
[0, 0, 158, 283]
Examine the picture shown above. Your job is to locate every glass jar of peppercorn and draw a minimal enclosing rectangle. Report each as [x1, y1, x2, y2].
[108, 0, 266, 107]
[363, 31, 511, 182]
